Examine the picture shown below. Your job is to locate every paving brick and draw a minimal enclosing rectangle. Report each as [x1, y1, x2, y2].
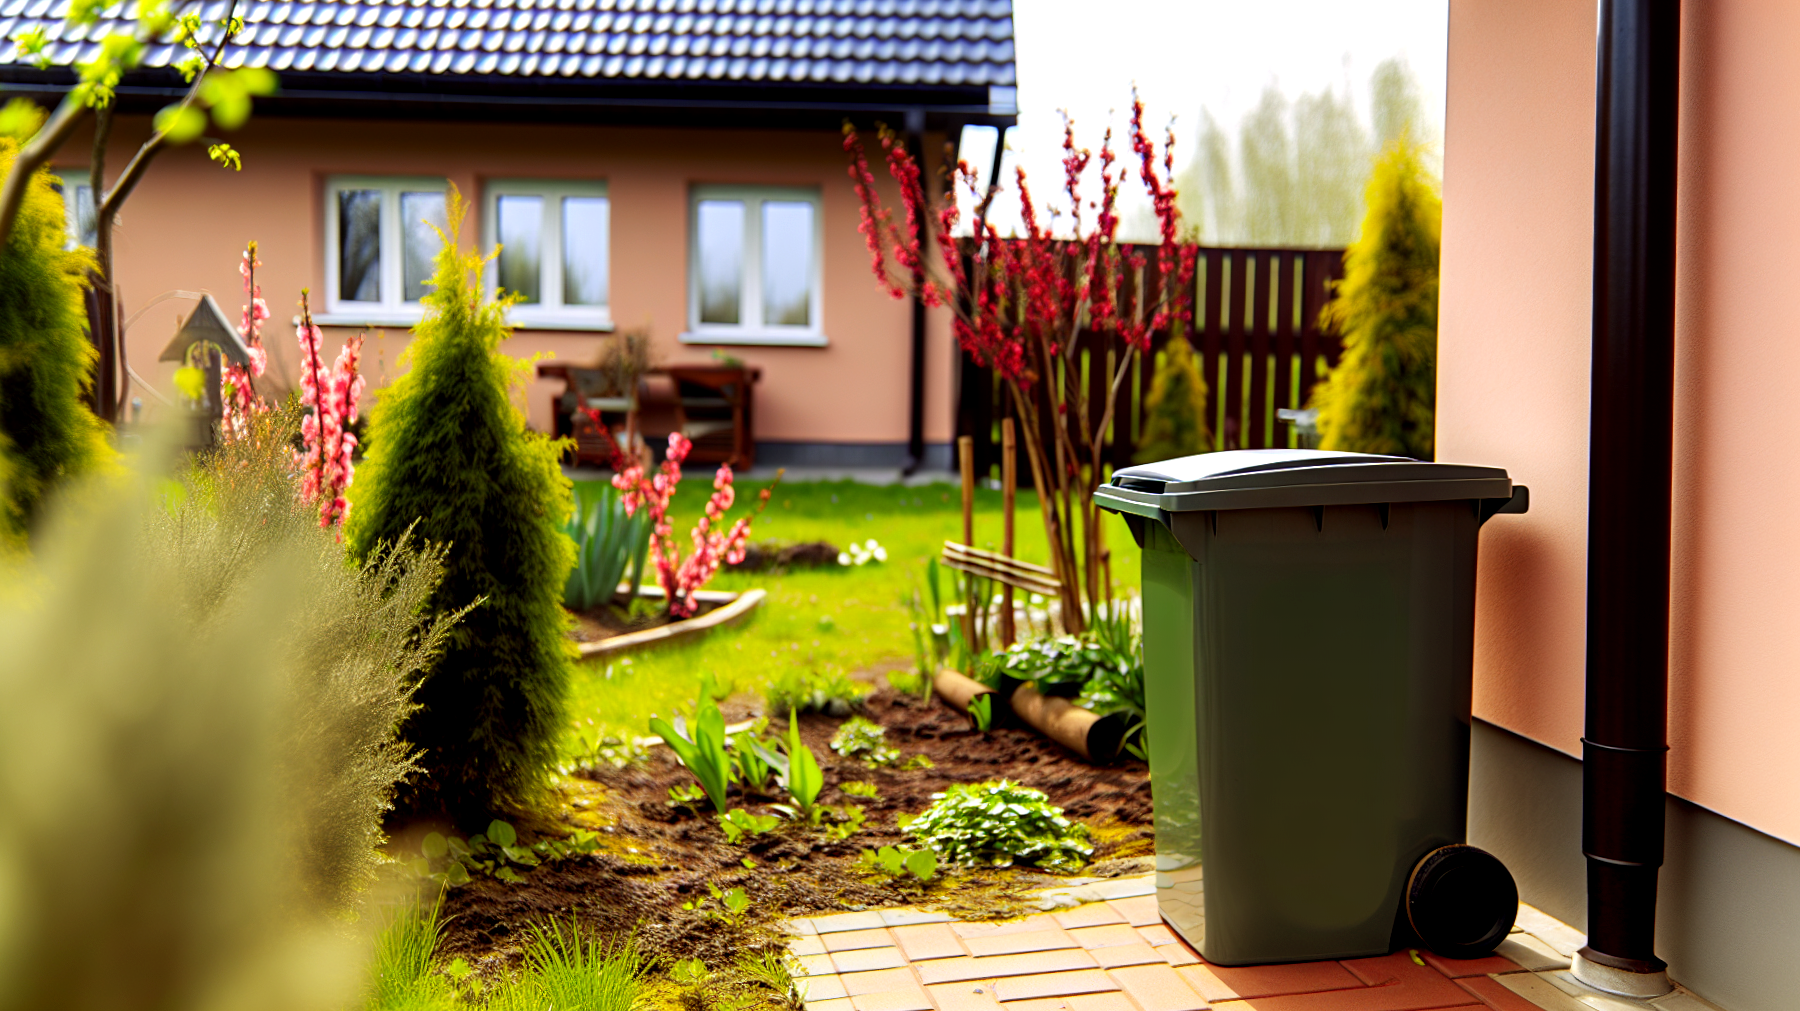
[798, 955, 838, 978]
[1005, 991, 1142, 1011]
[804, 976, 851, 1001]
[925, 983, 1006, 1011]
[841, 969, 925, 997]
[1341, 952, 1469, 993]
[1191, 951, 1466, 1010]
[1104, 963, 1210, 1011]
[1136, 925, 1181, 947]
[1068, 925, 1145, 949]
[1175, 962, 1362, 1002]
[1085, 876, 1158, 900]
[1418, 950, 1524, 978]
[894, 923, 969, 962]
[1454, 975, 1562, 1011]
[1492, 936, 1571, 973]
[805, 998, 853, 1011]
[1052, 903, 1129, 930]
[991, 969, 1121, 1002]
[1090, 943, 1165, 969]
[1156, 942, 1200, 968]
[964, 929, 1080, 958]
[851, 986, 935, 1011]
[882, 908, 955, 927]
[790, 935, 829, 957]
[826, 928, 899, 953]
[791, 918, 820, 936]
[834, 947, 912, 973]
[954, 915, 1064, 939]
[917, 949, 1100, 983]
[1108, 896, 1163, 927]
[813, 912, 894, 934]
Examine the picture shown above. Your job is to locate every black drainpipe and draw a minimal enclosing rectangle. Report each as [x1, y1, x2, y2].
[1576, 0, 1679, 998]
[901, 106, 929, 476]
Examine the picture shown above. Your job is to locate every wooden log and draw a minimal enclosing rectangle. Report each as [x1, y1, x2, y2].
[1001, 416, 1016, 647]
[931, 668, 996, 726]
[1009, 681, 1128, 764]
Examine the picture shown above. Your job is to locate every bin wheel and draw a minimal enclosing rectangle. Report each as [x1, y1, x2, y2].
[1405, 845, 1518, 959]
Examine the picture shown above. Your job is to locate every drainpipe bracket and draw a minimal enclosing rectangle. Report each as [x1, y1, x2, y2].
[1572, 950, 1673, 998]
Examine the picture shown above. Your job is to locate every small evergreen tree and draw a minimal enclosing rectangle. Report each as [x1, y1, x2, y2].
[1311, 139, 1441, 459]
[1135, 331, 1211, 463]
[0, 139, 112, 546]
[346, 188, 574, 821]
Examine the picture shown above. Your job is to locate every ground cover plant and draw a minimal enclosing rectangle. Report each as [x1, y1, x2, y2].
[347, 188, 574, 822]
[904, 780, 1095, 872]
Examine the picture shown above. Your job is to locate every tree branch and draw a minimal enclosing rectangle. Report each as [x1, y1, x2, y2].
[0, 94, 89, 248]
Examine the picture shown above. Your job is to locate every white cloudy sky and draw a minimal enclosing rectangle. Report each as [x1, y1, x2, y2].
[960, 0, 1449, 237]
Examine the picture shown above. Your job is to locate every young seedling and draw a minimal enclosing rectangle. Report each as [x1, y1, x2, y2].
[830, 717, 901, 767]
[968, 693, 994, 732]
[729, 723, 778, 795]
[771, 717, 824, 823]
[859, 844, 938, 883]
[839, 780, 880, 799]
[649, 675, 733, 813]
[717, 808, 780, 844]
[821, 804, 866, 841]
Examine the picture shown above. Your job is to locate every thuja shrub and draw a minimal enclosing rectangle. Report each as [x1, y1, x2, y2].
[0, 138, 112, 547]
[1134, 330, 1211, 463]
[347, 188, 575, 821]
[1311, 139, 1442, 459]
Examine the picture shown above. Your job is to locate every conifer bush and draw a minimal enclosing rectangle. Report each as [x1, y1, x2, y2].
[0, 138, 112, 546]
[347, 189, 575, 820]
[1310, 139, 1442, 459]
[1134, 331, 1211, 463]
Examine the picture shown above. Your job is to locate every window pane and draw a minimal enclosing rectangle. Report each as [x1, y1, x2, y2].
[338, 189, 383, 303]
[401, 191, 447, 302]
[496, 195, 543, 304]
[696, 199, 744, 325]
[69, 184, 96, 248]
[562, 196, 609, 307]
[761, 200, 814, 327]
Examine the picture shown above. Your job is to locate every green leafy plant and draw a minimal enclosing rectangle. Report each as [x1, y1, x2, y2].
[968, 693, 995, 732]
[821, 803, 866, 842]
[770, 717, 824, 823]
[830, 716, 901, 767]
[838, 780, 880, 799]
[765, 666, 867, 717]
[736, 949, 807, 1011]
[1077, 599, 1147, 759]
[717, 809, 780, 844]
[995, 636, 1120, 697]
[1310, 138, 1441, 459]
[857, 844, 938, 883]
[729, 721, 779, 795]
[667, 783, 709, 814]
[0, 139, 112, 548]
[346, 187, 575, 821]
[649, 675, 733, 814]
[682, 882, 750, 923]
[564, 481, 653, 611]
[905, 780, 1094, 872]
[1135, 330, 1212, 463]
[419, 819, 600, 887]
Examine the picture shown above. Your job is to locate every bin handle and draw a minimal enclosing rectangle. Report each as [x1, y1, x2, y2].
[1479, 485, 1530, 525]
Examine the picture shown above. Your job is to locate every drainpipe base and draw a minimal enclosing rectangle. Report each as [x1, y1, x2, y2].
[1572, 950, 1673, 998]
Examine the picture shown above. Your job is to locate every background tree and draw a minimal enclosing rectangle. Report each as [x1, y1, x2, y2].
[1309, 138, 1441, 459]
[1134, 330, 1211, 464]
[346, 189, 574, 822]
[0, 139, 113, 548]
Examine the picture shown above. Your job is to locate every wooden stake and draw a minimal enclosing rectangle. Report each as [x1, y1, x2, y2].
[1000, 418, 1016, 647]
[957, 435, 976, 651]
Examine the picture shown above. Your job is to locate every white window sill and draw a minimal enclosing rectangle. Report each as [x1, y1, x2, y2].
[679, 329, 828, 348]
[313, 310, 426, 327]
[311, 311, 615, 333]
[506, 313, 615, 332]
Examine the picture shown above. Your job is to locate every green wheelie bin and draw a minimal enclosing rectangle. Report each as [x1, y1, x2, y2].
[1095, 449, 1528, 966]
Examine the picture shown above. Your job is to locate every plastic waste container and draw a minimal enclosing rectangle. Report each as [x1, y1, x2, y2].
[1095, 449, 1528, 966]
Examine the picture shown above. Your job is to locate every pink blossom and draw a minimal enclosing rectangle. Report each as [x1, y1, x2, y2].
[221, 241, 271, 441]
[293, 291, 364, 531]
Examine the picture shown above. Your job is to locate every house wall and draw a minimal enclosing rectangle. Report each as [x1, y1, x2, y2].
[1441, 0, 1800, 1004]
[61, 115, 957, 460]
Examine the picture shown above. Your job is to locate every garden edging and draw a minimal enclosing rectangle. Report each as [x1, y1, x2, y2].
[576, 587, 766, 659]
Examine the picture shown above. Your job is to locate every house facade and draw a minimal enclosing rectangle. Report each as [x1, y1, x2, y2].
[1, 0, 1017, 467]
[1441, 1, 1800, 1007]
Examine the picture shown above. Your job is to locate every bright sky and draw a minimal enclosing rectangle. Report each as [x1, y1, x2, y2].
[963, 0, 1449, 237]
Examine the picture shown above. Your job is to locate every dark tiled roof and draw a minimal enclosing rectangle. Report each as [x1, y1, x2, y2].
[0, 0, 1015, 88]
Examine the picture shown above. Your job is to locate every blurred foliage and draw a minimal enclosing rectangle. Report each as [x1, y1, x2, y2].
[1135, 331, 1210, 464]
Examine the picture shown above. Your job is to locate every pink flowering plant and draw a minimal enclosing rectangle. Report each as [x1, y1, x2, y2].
[219, 241, 271, 441]
[600, 422, 779, 618]
[293, 290, 366, 529]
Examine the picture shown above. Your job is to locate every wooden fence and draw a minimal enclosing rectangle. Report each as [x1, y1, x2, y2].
[955, 245, 1348, 480]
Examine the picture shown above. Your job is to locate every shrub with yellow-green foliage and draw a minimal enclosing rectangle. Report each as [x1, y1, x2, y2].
[347, 187, 575, 823]
[0, 138, 113, 546]
[1310, 139, 1441, 459]
[1135, 331, 1211, 463]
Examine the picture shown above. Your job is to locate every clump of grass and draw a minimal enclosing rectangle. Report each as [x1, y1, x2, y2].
[511, 917, 644, 1011]
[765, 666, 866, 717]
[364, 900, 456, 1011]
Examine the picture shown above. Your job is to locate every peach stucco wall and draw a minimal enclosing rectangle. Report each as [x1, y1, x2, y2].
[61, 116, 955, 447]
[1441, 0, 1800, 844]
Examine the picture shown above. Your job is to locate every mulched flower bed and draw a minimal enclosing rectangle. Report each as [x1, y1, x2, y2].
[565, 597, 730, 643]
[422, 687, 1153, 976]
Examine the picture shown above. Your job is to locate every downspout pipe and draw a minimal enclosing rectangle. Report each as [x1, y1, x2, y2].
[902, 106, 929, 476]
[1575, 0, 1679, 998]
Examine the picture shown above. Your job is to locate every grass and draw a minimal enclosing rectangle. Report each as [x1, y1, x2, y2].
[560, 476, 1142, 756]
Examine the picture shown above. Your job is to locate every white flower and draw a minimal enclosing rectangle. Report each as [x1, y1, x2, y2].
[837, 552, 852, 566]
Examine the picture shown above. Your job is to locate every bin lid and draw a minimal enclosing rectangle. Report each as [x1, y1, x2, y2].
[1096, 449, 1514, 516]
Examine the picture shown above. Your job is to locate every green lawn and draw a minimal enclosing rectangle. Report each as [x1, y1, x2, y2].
[561, 475, 1142, 757]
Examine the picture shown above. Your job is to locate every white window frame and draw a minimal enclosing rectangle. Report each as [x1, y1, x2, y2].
[482, 179, 614, 332]
[681, 184, 827, 347]
[320, 175, 448, 326]
[52, 168, 95, 249]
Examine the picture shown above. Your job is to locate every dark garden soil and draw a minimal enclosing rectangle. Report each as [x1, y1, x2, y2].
[424, 687, 1153, 977]
[725, 540, 841, 573]
[565, 596, 730, 642]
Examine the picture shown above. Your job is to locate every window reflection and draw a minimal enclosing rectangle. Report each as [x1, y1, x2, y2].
[497, 195, 543, 304]
[761, 201, 813, 327]
[400, 191, 446, 302]
[339, 189, 383, 302]
[562, 197, 609, 307]
[697, 199, 744, 325]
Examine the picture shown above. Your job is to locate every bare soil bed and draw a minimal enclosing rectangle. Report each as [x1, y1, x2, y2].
[565, 597, 730, 642]
[427, 687, 1152, 975]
